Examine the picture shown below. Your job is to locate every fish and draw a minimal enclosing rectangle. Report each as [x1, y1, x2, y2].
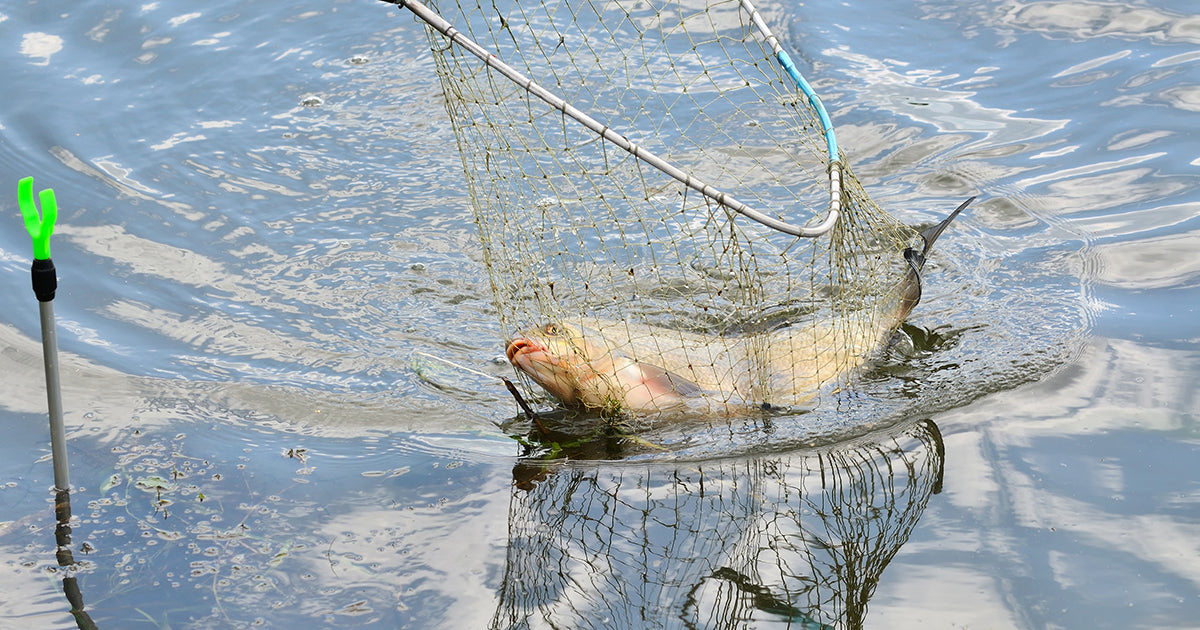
[506, 197, 976, 415]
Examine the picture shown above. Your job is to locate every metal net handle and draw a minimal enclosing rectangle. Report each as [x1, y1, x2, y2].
[383, 0, 842, 238]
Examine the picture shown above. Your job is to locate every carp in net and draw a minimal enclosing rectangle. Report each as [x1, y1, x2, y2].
[384, 0, 965, 416]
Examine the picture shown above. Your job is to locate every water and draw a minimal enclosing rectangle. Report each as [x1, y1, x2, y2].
[1, 0, 1196, 628]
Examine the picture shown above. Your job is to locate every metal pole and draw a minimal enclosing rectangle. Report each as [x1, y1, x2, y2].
[39, 298, 70, 491]
[19, 177, 71, 492]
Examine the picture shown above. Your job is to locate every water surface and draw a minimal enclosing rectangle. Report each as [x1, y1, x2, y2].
[0, 0, 1196, 628]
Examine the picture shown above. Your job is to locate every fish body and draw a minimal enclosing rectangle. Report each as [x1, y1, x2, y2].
[506, 198, 975, 415]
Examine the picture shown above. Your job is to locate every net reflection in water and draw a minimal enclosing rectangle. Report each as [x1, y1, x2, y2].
[493, 419, 944, 628]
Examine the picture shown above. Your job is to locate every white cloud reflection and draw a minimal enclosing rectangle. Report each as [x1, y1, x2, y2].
[19, 32, 63, 65]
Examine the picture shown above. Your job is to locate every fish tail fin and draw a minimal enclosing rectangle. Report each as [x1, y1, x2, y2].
[918, 196, 976, 260]
[897, 195, 976, 319]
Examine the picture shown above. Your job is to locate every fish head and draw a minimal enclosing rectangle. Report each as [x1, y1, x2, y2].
[506, 321, 697, 414]
[506, 322, 615, 408]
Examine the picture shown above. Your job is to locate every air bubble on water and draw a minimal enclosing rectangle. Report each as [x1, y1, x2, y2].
[300, 95, 323, 107]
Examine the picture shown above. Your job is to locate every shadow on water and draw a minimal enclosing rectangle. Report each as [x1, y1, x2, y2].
[497, 418, 945, 629]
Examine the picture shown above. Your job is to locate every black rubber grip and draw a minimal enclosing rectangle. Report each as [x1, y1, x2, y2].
[31, 257, 57, 302]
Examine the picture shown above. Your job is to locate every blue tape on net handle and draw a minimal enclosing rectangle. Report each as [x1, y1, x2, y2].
[775, 50, 840, 165]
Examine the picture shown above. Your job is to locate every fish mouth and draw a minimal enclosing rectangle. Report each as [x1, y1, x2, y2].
[506, 337, 578, 404]
[506, 337, 546, 364]
[506, 338, 564, 375]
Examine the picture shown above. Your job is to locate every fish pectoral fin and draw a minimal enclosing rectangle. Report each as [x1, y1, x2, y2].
[614, 361, 703, 411]
[640, 362, 704, 395]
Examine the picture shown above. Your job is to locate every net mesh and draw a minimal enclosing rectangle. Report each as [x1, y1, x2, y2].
[418, 0, 918, 413]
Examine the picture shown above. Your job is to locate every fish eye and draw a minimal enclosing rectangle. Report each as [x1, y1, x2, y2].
[543, 323, 561, 335]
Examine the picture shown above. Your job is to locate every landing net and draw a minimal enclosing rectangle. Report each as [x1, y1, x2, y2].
[391, 0, 920, 412]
